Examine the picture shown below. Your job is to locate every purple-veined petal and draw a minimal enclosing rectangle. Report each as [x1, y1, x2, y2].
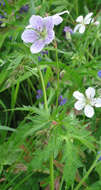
[94, 98, 101, 107]
[52, 15, 63, 25]
[85, 87, 95, 99]
[74, 100, 85, 111]
[29, 15, 43, 31]
[45, 30, 55, 44]
[43, 16, 54, 30]
[79, 25, 85, 33]
[74, 24, 82, 33]
[21, 29, 38, 43]
[73, 91, 85, 101]
[76, 16, 83, 23]
[84, 105, 94, 118]
[84, 12, 93, 24]
[30, 40, 45, 54]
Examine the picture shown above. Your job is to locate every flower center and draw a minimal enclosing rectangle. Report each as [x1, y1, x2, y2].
[40, 27, 47, 39]
[86, 98, 91, 105]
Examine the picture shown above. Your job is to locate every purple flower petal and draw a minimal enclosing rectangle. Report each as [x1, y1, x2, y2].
[38, 56, 42, 62]
[64, 26, 73, 34]
[98, 70, 101, 78]
[52, 15, 63, 25]
[41, 51, 48, 56]
[58, 95, 67, 105]
[21, 29, 38, 43]
[47, 82, 50, 88]
[60, 98, 67, 105]
[30, 39, 45, 54]
[36, 89, 43, 99]
[45, 30, 55, 44]
[44, 17, 54, 30]
[29, 15, 43, 31]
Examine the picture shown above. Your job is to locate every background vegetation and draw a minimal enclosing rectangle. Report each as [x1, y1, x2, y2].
[0, 0, 101, 189]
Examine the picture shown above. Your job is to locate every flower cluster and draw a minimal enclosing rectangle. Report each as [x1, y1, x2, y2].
[73, 87, 101, 118]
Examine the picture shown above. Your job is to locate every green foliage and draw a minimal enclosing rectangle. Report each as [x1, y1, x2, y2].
[0, 0, 101, 189]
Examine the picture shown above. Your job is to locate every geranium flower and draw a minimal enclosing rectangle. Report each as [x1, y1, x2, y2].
[73, 87, 101, 118]
[74, 12, 99, 34]
[21, 11, 69, 54]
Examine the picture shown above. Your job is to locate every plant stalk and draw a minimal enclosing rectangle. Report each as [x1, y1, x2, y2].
[37, 63, 54, 190]
[56, 47, 59, 107]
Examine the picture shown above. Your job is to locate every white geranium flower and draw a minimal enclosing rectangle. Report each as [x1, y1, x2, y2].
[74, 12, 99, 34]
[73, 87, 101, 118]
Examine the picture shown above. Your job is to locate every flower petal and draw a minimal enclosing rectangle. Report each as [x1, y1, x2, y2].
[52, 15, 63, 25]
[94, 98, 101, 107]
[84, 105, 94, 118]
[74, 24, 82, 33]
[85, 87, 95, 99]
[76, 16, 83, 23]
[84, 12, 93, 24]
[29, 15, 43, 31]
[30, 40, 45, 54]
[79, 25, 85, 33]
[45, 30, 55, 44]
[21, 29, 38, 43]
[43, 16, 54, 30]
[74, 100, 85, 111]
[25, 25, 32, 29]
[84, 18, 92, 24]
[73, 91, 85, 101]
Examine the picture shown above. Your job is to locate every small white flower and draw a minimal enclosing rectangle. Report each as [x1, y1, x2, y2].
[74, 12, 99, 33]
[73, 87, 101, 118]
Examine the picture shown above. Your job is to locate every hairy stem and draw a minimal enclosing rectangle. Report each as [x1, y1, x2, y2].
[37, 63, 54, 190]
[50, 154, 54, 190]
[37, 64, 48, 111]
[56, 47, 59, 107]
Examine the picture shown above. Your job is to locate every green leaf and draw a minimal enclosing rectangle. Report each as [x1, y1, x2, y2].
[86, 180, 101, 190]
[62, 141, 82, 188]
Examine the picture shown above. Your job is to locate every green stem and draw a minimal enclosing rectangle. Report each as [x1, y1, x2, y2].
[37, 64, 48, 111]
[56, 47, 60, 107]
[50, 154, 54, 190]
[74, 153, 101, 190]
[75, 0, 78, 16]
[37, 63, 54, 190]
